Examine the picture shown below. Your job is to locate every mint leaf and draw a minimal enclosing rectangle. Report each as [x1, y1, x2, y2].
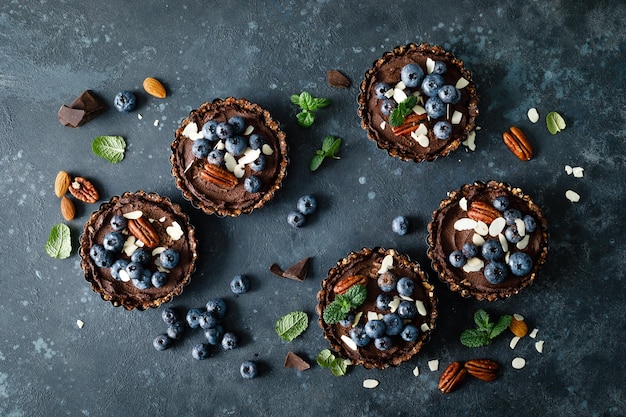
[460, 329, 490, 347]
[474, 309, 491, 330]
[312, 97, 331, 109]
[344, 284, 366, 307]
[291, 91, 330, 127]
[92, 135, 126, 163]
[309, 154, 326, 171]
[321, 135, 337, 152]
[546, 111, 566, 134]
[329, 358, 348, 376]
[296, 111, 315, 128]
[275, 311, 308, 342]
[45, 223, 72, 259]
[290, 94, 302, 106]
[322, 299, 348, 324]
[310, 136, 342, 171]
[317, 349, 335, 368]
[389, 96, 417, 127]
[298, 91, 315, 111]
[489, 314, 512, 338]
[326, 137, 342, 158]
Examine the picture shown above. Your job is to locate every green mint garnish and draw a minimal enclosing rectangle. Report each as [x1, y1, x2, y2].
[389, 95, 418, 127]
[310, 135, 342, 171]
[45, 223, 72, 259]
[92, 135, 126, 163]
[460, 309, 512, 348]
[275, 311, 308, 342]
[290, 91, 331, 128]
[322, 284, 367, 324]
[546, 111, 566, 134]
[317, 349, 348, 377]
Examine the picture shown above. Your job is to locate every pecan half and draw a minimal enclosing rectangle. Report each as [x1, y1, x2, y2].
[438, 361, 467, 394]
[391, 112, 428, 137]
[464, 359, 499, 382]
[68, 177, 99, 203]
[467, 201, 501, 225]
[333, 274, 368, 295]
[198, 163, 238, 189]
[502, 126, 533, 161]
[127, 216, 159, 248]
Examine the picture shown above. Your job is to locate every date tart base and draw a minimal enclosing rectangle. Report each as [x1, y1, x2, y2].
[427, 180, 548, 301]
[79, 191, 198, 311]
[171, 97, 288, 217]
[358, 43, 479, 162]
[316, 247, 437, 370]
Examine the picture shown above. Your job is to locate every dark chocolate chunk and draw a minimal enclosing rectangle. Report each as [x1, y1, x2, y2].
[327, 69, 351, 89]
[283, 351, 310, 371]
[58, 90, 107, 127]
[282, 257, 311, 281]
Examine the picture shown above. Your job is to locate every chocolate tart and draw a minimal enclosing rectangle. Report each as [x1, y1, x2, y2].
[316, 247, 437, 370]
[427, 180, 548, 301]
[79, 191, 198, 310]
[171, 97, 288, 217]
[357, 43, 479, 162]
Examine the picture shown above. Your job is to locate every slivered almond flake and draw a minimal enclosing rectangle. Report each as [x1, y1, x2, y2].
[238, 148, 261, 165]
[76, 320, 84, 329]
[378, 254, 394, 274]
[182, 122, 203, 140]
[498, 233, 509, 253]
[224, 153, 237, 172]
[565, 190, 581, 202]
[413, 366, 420, 377]
[233, 164, 246, 179]
[572, 167, 584, 178]
[412, 105, 426, 115]
[512, 357, 526, 369]
[414, 123, 428, 136]
[243, 125, 254, 136]
[462, 130, 477, 151]
[516, 235, 530, 250]
[510, 336, 520, 349]
[527, 108, 540, 123]
[152, 247, 166, 256]
[426, 58, 435, 74]
[420, 323, 430, 332]
[353, 312, 362, 326]
[459, 197, 468, 211]
[389, 296, 401, 313]
[565, 165, 573, 175]
[474, 220, 489, 236]
[367, 311, 380, 321]
[529, 328, 539, 339]
[454, 218, 478, 231]
[380, 121, 387, 130]
[216, 140, 225, 150]
[455, 77, 470, 89]
[123, 210, 143, 220]
[363, 379, 379, 389]
[393, 88, 408, 104]
[166, 221, 184, 240]
[428, 359, 439, 372]
[463, 257, 484, 272]
[489, 217, 507, 236]
[535, 340, 544, 353]
[262, 144, 274, 155]
[513, 313, 525, 321]
[515, 218, 526, 236]
[451, 110, 463, 124]
[415, 134, 430, 147]
[123, 235, 138, 256]
[341, 335, 357, 351]
[118, 269, 131, 282]
[472, 233, 485, 246]
[415, 300, 427, 316]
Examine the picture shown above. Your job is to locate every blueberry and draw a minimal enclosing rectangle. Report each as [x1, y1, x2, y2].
[396, 277, 415, 297]
[89, 244, 106, 261]
[383, 313, 403, 336]
[448, 250, 467, 268]
[95, 250, 115, 268]
[205, 324, 224, 345]
[401, 63, 425, 88]
[205, 298, 227, 319]
[199, 311, 218, 329]
[221, 332, 238, 350]
[161, 307, 180, 325]
[131, 247, 151, 266]
[167, 321, 187, 340]
[484, 261, 509, 284]
[424, 96, 446, 119]
[191, 343, 210, 360]
[249, 155, 266, 172]
[240, 361, 258, 379]
[421, 74, 444, 97]
[110, 259, 129, 280]
[339, 312, 355, 328]
[374, 82, 392, 99]
[481, 239, 504, 261]
[400, 324, 420, 342]
[113, 91, 136, 112]
[523, 215, 537, 233]
[364, 319, 386, 339]
[287, 211, 306, 228]
[397, 300, 417, 319]
[151, 271, 168, 288]
[375, 293, 392, 311]
[505, 225, 524, 243]
[493, 196, 510, 212]
[437, 85, 461, 104]
[153, 333, 173, 351]
[225, 135, 248, 156]
[433, 121, 453, 140]
[248, 134, 266, 150]
[201, 120, 219, 141]
[216, 122, 234, 139]
[503, 208, 522, 225]
[110, 215, 127, 231]
[159, 248, 180, 269]
[192, 138, 212, 158]
[132, 268, 152, 290]
[207, 149, 225, 166]
[244, 176, 262, 193]
[380, 99, 396, 116]
[230, 274, 251, 295]
[374, 336, 393, 351]
[297, 195, 317, 215]
[462, 242, 478, 258]
[103, 232, 124, 253]
[432, 61, 447, 74]
[508, 252, 533, 276]
[391, 216, 410, 235]
[377, 272, 398, 292]
[228, 116, 246, 135]
[186, 308, 204, 329]
[349, 326, 371, 347]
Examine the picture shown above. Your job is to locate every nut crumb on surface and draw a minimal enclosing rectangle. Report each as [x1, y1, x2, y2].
[428, 359, 439, 371]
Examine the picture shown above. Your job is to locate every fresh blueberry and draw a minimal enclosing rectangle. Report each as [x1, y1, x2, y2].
[113, 91, 136, 112]
[110, 259, 129, 280]
[248, 134, 266, 150]
[508, 252, 533, 276]
[437, 85, 461, 104]
[377, 272, 398, 292]
[191, 343, 210, 360]
[228, 116, 246, 135]
[167, 321, 187, 340]
[523, 215, 537, 233]
[161, 307, 180, 325]
[375, 293, 392, 311]
[192, 138, 212, 158]
[240, 361, 258, 379]
[206, 298, 227, 319]
[287, 211, 306, 228]
[364, 320, 386, 339]
[205, 324, 224, 345]
[207, 149, 225, 166]
[396, 277, 415, 297]
[400, 324, 420, 342]
[432, 61, 447, 74]
[186, 308, 204, 329]
[225, 135, 248, 156]
[392, 216, 410, 235]
[349, 326, 371, 347]
[484, 261, 509, 284]
[201, 120, 219, 141]
[433, 121, 453, 140]
[89, 244, 106, 261]
[199, 311, 218, 329]
[249, 155, 266, 172]
[339, 312, 355, 328]
[151, 271, 168, 288]
[481, 239, 504, 261]
[215, 122, 234, 139]
[503, 208, 522, 225]
[125, 261, 144, 280]
[159, 248, 180, 269]
[448, 250, 467, 268]
[110, 215, 127, 231]
[374, 336, 393, 351]
[380, 99, 396, 116]
[401, 63, 425, 88]
[244, 176, 262, 193]
[397, 300, 417, 319]
[374, 82, 392, 99]
[131, 247, 151, 266]
[493, 196, 510, 212]
[132, 268, 152, 289]
[103, 232, 124, 253]
[152, 333, 173, 351]
[421, 74, 444, 97]
[424, 96, 446, 119]
[297, 195, 317, 215]
[95, 250, 115, 268]
[505, 225, 524, 243]
[230, 274, 251, 295]
[221, 332, 238, 350]
[383, 313, 403, 336]
[462, 242, 478, 258]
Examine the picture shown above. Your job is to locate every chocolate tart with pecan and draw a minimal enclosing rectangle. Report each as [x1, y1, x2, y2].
[79, 191, 198, 310]
[427, 180, 548, 301]
[316, 247, 437, 370]
[358, 43, 479, 162]
[171, 97, 288, 217]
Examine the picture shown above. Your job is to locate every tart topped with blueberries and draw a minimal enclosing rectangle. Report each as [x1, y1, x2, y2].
[427, 180, 549, 301]
[80, 191, 198, 310]
[170, 97, 288, 217]
[316, 247, 437, 370]
[358, 43, 479, 162]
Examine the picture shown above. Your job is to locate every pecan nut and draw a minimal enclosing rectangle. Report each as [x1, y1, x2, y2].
[198, 163, 238, 189]
[68, 176, 99, 203]
[464, 359, 499, 382]
[466, 201, 501, 225]
[333, 274, 368, 295]
[127, 216, 159, 248]
[438, 361, 467, 394]
[391, 112, 428, 137]
[502, 126, 533, 161]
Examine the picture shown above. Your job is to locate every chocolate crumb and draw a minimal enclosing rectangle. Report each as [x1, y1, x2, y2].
[327, 69, 351, 89]
[284, 351, 310, 371]
[58, 90, 107, 127]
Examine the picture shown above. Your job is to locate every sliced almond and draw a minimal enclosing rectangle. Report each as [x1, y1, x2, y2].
[123, 210, 143, 220]
[243, 125, 254, 136]
[363, 379, 379, 389]
[572, 167, 584, 178]
[535, 340, 544, 353]
[428, 359, 439, 372]
[182, 122, 203, 140]
[510, 336, 521, 349]
[237, 148, 261, 165]
[426, 58, 435, 74]
[412, 366, 420, 377]
[166, 221, 184, 240]
[516, 235, 530, 250]
[462, 257, 484, 272]
[527, 108, 540, 123]
[455, 77, 470, 89]
[393, 88, 408, 104]
[459, 197, 468, 211]
[511, 357, 526, 369]
[420, 323, 430, 332]
[415, 300, 427, 316]
[341, 335, 357, 351]
[377, 254, 394, 274]
[529, 328, 539, 339]
[450, 110, 463, 124]
[489, 217, 507, 236]
[261, 144, 274, 155]
[472, 233, 486, 246]
[454, 218, 478, 231]
[474, 220, 489, 236]
[565, 189, 581, 203]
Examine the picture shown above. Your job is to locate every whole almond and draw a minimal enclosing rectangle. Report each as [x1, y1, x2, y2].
[54, 170, 71, 198]
[509, 316, 529, 337]
[60, 196, 76, 221]
[143, 77, 167, 98]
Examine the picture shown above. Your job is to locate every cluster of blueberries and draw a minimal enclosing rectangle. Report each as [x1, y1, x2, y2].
[375, 60, 461, 140]
[287, 195, 317, 228]
[448, 196, 537, 284]
[345, 274, 422, 351]
[89, 214, 180, 290]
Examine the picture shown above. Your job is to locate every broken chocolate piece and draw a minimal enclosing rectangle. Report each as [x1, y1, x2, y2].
[327, 69, 351, 89]
[58, 90, 107, 127]
[284, 351, 310, 371]
[269, 263, 285, 278]
[282, 257, 311, 281]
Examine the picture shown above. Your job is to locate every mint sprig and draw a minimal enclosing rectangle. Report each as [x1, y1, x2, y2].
[546, 111, 566, 134]
[45, 223, 72, 259]
[389, 95, 418, 127]
[290, 91, 331, 128]
[460, 309, 512, 347]
[92, 135, 126, 163]
[322, 284, 366, 324]
[317, 349, 348, 377]
[275, 311, 308, 342]
[310, 135, 342, 171]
